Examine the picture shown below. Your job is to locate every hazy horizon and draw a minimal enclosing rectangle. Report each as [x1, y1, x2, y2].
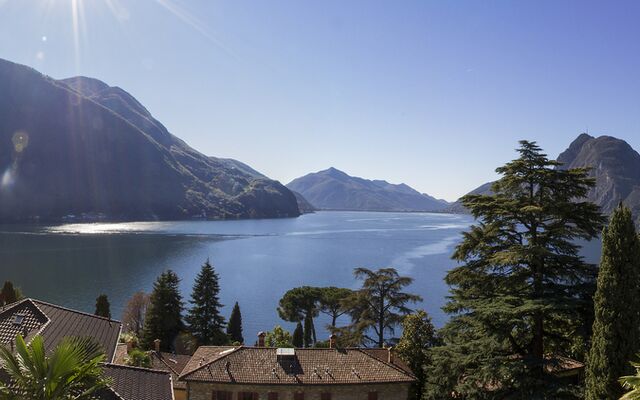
[3, 1, 640, 201]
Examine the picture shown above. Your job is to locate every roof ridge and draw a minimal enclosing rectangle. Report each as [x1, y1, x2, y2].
[30, 298, 122, 324]
[356, 348, 416, 379]
[103, 362, 171, 375]
[179, 346, 242, 380]
[153, 351, 189, 375]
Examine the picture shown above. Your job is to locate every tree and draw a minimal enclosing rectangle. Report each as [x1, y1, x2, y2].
[125, 348, 152, 368]
[396, 310, 438, 400]
[0, 281, 19, 305]
[342, 267, 421, 348]
[0, 335, 107, 400]
[185, 260, 226, 346]
[265, 326, 293, 348]
[585, 205, 640, 400]
[292, 321, 304, 348]
[227, 302, 244, 344]
[425, 141, 605, 399]
[122, 291, 150, 337]
[277, 286, 321, 346]
[94, 294, 111, 319]
[318, 287, 352, 327]
[142, 270, 184, 351]
[620, 356, 640, 400]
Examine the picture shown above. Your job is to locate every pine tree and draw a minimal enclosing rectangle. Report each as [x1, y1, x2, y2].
[185, 259, 226, 346]
[94, 294, 111, 319]
[425, 141, 605, 399]
[318, 287, 352, 327]
[142, 270, 184, 351]
[277, 286, 321, 345]
[292, 321, 304, 348]
[226, 302, 244, 344]
[585, 205, 640, 400]
[341, 268, 422, 347]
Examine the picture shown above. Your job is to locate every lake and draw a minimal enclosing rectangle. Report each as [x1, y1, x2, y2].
[0, 211, 601, 342]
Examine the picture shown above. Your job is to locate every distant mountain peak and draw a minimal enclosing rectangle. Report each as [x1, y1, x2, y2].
[452, 133, 640, 225]
[287, 169, 448, 212]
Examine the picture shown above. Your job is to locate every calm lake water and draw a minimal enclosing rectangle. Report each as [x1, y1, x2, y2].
[0, 211, 601, 341]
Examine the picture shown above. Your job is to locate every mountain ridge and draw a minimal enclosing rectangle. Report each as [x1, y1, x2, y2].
[0, 58, 300, 222]
[287, 168, 449, 212]
[448, 134, 640, 224]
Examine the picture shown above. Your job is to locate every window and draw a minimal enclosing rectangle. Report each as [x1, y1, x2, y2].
[211, 391, 232, 400]
[268, 393, 279, 400]
[368, 393, 378, 400]
[293, 393, 304, 400]
[321, 393, 332, 400]
[238, 393, 258, 400]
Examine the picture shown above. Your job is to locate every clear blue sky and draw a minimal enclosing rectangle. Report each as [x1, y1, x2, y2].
[2, 0, 640, 201]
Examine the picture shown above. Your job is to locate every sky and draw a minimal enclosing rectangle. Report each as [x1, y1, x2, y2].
[1, 0, 640, 201]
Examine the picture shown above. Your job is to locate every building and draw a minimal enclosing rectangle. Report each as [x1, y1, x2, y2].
[102, 363, 175, 400]
[179, 333, 415, 400]
[115, 339, 191, 400]
[0, 298, 173, 400]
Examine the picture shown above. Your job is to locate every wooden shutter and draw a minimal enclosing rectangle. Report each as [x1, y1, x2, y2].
[321, 393, 332, 400]
[368, 393, 378, 400]
[268, 393, 279, 400]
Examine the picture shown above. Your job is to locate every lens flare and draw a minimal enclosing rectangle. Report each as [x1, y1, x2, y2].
[12, 131, 29, 153]
[1, 167, 15, 188]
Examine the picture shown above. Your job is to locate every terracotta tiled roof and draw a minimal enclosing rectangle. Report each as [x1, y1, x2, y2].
[102, 363, 173, 400]
[149, 351, 191, 390]
[0, 299, 121, 361]
[112, 344, 191, 390]
[360, 348, 414, 375]
[181, 346, 238, 377]
[180, 347, 415, 385]
[0, 300, 48, 345]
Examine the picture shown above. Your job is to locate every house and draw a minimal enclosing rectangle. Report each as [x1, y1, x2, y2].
[101, 363, 175, 400]
[0, 298, 173, 400]
[115, 339, 191, 400]
[179, 333, 415, 400]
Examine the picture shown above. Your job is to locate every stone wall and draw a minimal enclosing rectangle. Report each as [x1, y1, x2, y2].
[187, 382, 410, 400]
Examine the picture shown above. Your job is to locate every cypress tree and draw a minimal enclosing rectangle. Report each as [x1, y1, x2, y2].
[226, 302, 244, 344]
[94, 294, 111, 319]
[303, 314, 313, 348]
[292, 321, 304, 348]
[142, 270, 184, 351]
[0, 281, 17, 305]
[185, 259, 226, 346]
[585, 205, 640, 400]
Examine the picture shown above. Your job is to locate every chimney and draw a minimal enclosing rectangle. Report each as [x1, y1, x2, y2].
[329, 334, 336, 349]
[257, 331, 266, 347]
[388, 347, 394, 364]
[154, 338, 161, 353]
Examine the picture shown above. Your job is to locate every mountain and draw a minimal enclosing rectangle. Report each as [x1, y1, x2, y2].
[0, 59, 300, 222]
[287, 168, 449, 212]
[447, 181, 494, 214]
[556, 134, 640, 220]
[291, 191, 316, 213]
[449, 134, 640, 224]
